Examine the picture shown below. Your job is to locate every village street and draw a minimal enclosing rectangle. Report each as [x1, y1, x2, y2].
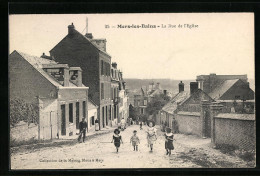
[11, 124, 251, 169]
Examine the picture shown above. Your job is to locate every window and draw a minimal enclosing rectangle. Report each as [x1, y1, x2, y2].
[144, 100, 147, 106]
[69, 103, 73, 123]
[141, 108, 144, 114]
[83, 101, 86, 118]
[101, 83, 104, 99]
[101, 60, 104, 75]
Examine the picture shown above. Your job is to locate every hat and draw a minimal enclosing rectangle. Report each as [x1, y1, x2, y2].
[133, 130, 137, 133]
[147, 120, 155, 127]
[166, 127, 172, 133]
[114, 128, 120, 134]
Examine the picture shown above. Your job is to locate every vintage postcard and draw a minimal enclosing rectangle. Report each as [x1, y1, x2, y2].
[9, 13, 255, 169]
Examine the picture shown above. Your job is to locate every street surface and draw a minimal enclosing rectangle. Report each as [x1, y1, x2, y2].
[11, 125, 252, 169]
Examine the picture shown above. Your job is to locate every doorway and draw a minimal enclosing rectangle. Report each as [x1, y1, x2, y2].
[61, 105, 66, 135]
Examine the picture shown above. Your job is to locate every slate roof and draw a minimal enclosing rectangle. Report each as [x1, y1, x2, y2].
[209, 79, 239, 100]
[215, 113, 255, 121]
[13, 50, 85, 88]
[88, 99, 98, 110]
[50, 27, 111, 58]
[162, 91, 190, 114]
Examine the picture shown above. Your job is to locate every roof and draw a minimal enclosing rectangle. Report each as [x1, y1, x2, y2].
[50, 27, 111, 58]
[88, 99, 98, 110]
[12, 50, 86, 88]
[149, 89, 163, 97]
[209, 79, 239, 100]
[215, 113, 255, 121]
[177, 111, 200, 116]
[162, 91, 190, 114]
[179, 89, 214, 106]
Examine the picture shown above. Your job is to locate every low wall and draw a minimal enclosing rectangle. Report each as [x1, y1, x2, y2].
[10, 121, 38, 146]
[176, 111, 201, 136]
[214, 113, 255, 150]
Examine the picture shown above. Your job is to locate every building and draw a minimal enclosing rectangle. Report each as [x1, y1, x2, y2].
[161, 81, 213, 136]
[88, 99, 98, 132]
[49, 23, 112, 130]
[9, 50, 89, 140]
[118, 70, 129, 123]
[196, 73, 254, 100]
[110, 62, 120, 126]
[133, 86, 148, 115]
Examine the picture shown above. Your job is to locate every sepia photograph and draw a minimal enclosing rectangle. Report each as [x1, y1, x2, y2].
[9, 13, 255, 169]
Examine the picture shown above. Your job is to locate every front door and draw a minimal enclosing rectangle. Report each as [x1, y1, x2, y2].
[102, 107, 105, 128]
[61, 105, 66, 135]
[204, 110, 211, 137]
[76, 102, 79, 129]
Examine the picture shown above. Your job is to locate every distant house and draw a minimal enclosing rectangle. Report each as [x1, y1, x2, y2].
[9, 50, 89, 140]
[196, 73, 254, 100]
[88, 99, 98, 132]
[134, 86, 148, 115]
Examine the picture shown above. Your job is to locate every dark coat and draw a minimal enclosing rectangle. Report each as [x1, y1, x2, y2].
[165, 133, 174, 150]
[79, 121, 87, 132]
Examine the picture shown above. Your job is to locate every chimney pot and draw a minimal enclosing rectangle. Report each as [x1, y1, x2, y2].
[68, 23, 75, 35]
[179, 81, 184, 93]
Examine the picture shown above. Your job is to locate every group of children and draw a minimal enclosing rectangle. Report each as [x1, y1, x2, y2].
[111, 120, 174, 155]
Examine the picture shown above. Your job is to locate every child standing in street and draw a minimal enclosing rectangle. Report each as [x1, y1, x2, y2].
[130, 130, 140, 151]
[140, 121, 143, 130]
[165, 127, 174, 156]
[111, 129, 123, 153]
[146, 120, 157, 152]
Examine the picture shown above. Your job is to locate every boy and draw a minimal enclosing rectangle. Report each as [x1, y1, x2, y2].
[130, 130, 140, 151]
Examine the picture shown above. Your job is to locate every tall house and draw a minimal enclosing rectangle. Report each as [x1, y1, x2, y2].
[49, 23, 112, 129]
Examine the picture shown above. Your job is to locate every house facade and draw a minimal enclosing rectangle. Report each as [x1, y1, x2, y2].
[88, 99, 98, 132]
[49, 23, 112, 130]
[110, 62, 120, 126]
[9, 50, 89, 140]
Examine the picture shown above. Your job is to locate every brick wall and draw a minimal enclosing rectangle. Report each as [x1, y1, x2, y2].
[214, 115, 255, 150]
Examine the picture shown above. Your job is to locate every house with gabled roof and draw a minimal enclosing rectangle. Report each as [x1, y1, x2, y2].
[9, 50, 89, 140]
[196, 73, 254, 100]
[160, 81, 214, 137]
[49, 23, 112, 130]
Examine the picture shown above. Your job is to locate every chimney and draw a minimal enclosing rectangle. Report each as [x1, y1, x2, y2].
[179, 81, 184, 93]
[42, 64, 70, 86]
[68, 23, 75, 35]
[190, 82, 198, 94]
[69, 67, 82, 87]
[112, 62, 117, 69]
[85, 33, 93, 39]
[163, 90, 167, 96]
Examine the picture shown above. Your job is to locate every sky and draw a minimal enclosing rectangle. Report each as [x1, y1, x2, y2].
[9, 13, 254, 80]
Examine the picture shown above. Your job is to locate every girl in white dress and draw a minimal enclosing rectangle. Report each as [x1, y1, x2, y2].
[146, 120, 157, 152]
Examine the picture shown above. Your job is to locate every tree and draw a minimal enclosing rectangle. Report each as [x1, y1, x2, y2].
[10, 98, 39, 127]
[129, 104, 138, 121]
[146, 93, 170, 116]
